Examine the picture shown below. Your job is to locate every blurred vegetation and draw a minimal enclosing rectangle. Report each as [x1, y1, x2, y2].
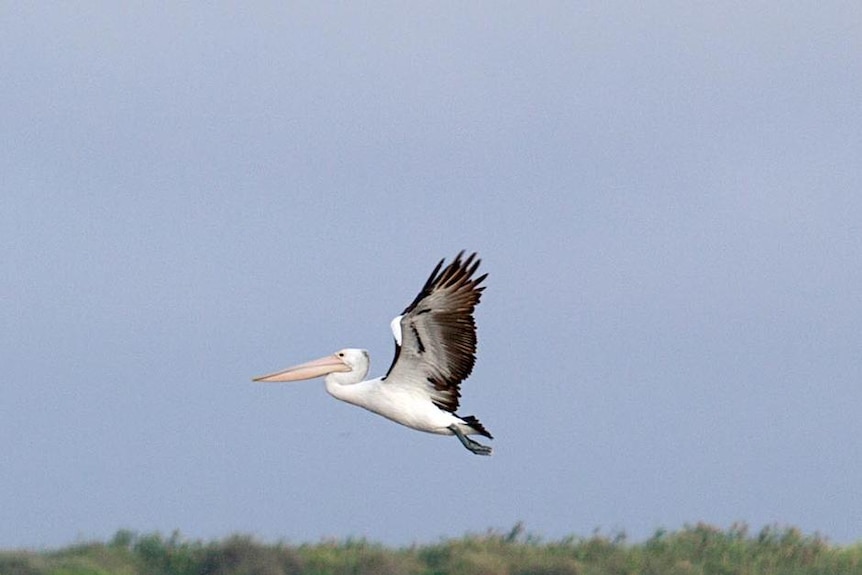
[2, 523, 862, 575]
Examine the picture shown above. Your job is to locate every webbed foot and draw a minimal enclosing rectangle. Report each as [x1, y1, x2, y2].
[448, 424, 493, 456]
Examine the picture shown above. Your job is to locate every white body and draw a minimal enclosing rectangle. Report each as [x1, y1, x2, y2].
[322, 350, 469, 436]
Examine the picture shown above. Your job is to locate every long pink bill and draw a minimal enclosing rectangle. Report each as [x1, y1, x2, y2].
[253, 354, 350, 382]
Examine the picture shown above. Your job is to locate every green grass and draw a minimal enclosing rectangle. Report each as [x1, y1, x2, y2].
[3, 523, 861, 575]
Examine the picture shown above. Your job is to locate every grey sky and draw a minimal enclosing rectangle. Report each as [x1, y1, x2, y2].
[2, 3, 861, 548]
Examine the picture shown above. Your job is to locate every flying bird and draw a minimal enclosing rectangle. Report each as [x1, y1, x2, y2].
[254, 251, 493, 455]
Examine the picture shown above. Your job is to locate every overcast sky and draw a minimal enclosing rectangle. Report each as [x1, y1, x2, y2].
[2, 3, 861, 549]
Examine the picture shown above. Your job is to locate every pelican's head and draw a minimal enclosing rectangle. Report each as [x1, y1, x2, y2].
[253, 348, 370, 384]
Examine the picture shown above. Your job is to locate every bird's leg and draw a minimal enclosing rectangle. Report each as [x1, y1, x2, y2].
[448, 425, 493, 456]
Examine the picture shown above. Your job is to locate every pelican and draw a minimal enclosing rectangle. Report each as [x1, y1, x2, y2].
[254, 251, 493, 455]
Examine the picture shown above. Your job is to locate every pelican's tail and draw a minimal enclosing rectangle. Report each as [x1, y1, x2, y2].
[460, 415, 493, 439]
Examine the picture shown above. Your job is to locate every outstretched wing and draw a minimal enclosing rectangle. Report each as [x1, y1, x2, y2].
[383, 251, 487, 413]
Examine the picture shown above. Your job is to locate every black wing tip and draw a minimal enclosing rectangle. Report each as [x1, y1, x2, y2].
[402, 250, 486, 314]
[439, 251, 486, 289]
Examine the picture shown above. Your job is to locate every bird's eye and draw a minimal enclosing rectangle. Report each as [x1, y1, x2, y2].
[338, 352, 344, 357]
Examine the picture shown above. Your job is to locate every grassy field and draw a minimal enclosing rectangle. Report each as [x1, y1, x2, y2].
[2, 523, 861, 575]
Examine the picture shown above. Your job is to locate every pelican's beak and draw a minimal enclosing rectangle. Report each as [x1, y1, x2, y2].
[253, 354, 351, 382]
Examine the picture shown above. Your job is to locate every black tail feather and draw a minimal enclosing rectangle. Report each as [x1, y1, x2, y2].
[460, 415, 493, 439]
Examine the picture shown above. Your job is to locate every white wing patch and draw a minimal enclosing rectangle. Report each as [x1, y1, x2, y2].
[389, 315, 403, 346]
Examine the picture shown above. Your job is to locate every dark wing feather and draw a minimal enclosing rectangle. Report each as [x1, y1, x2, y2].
[384, 251, 487, 413]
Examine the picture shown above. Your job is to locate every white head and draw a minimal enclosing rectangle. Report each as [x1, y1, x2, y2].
[253, 348, 370, 385]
